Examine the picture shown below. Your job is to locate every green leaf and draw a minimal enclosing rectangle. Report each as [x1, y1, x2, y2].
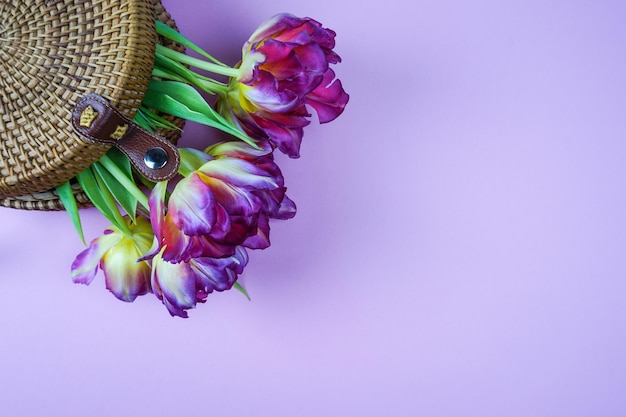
[98, 149, 140, 219]
[98, 154, 150, 211]
[142, 80, 258, 147]
[106, 147, 133, 177]
[92, 162, 138, 222]
[133, 108, 154, 131]
[92, 168, 132, 233]
[155, 20, 229, 67]
[154, 53, 199, 84]
[76, 168, 129, 233]
[137, 106, 182, 131]
[233, 282, 251, 301]
[56, 181, 86, 245]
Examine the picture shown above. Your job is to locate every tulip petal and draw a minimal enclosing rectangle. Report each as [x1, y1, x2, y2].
[237, 49, 266, 84]
[201, 178, 261, 217]
[190, 257, 238, 293]
[276, 193, 297, 220]
[161, 216, 237, 263]
[198, 158, 278, 190]
[168, 173, 217, 236]
[243, 214, 271, 249]
[246, 14, 305, 46]
[257, 38, 295, 66]
[305, 69, 349, 123]
[290, 43, 329, 75]
[178, 148, 213, 176]
[161, 217, 202, 263]
[307, 24, 338, 56]
[204, 204, 231, 241]
[149, 181, 167, 239]
[151, 247, 249, 318]
[207, 140, 273, 160]
[251, 115, 304, 158]
[214, 212, 259, 246]
[71, 231, 120, 285]
[151, 252, 198, 318]
[101, 238, 151, 302]
[242, 70, 301, 113]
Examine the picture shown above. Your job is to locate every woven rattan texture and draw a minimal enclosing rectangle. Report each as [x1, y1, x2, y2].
[0, 0, 184, 211]
[0, 0, 156, 198]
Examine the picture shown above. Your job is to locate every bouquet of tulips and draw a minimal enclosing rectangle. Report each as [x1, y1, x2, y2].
[61, 14, 349, 317]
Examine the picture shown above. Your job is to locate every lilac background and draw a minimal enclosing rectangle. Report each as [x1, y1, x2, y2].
[2, 0, 626, 415]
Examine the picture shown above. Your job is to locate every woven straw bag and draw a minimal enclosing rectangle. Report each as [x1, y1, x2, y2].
[0, 0, 184, 211]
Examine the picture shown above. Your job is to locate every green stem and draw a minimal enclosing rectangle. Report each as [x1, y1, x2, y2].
[155, 20, 230, 68]
[196, 78, 228, 95]
[152, 67, 228, 95]
[152, 67, 187, 84]
[99, 155, 150, 210]
[156, 44, 240, 79]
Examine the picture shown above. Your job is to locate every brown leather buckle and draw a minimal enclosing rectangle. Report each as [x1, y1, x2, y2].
[71, 94, 180, 182]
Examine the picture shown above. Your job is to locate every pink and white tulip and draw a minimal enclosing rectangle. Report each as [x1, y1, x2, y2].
[71, 216, 154, 302]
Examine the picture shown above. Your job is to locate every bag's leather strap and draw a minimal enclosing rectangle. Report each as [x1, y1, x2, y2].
[71, 94, 180, 182]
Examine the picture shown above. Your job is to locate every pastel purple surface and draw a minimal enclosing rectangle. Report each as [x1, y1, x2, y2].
[2, 0, 626, 415]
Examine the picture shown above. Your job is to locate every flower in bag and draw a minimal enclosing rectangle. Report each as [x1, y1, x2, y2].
[64, 11, 347, 318]
[71, 216, 153, 302]
[218, 13, 349, 158]
[153, 142, 296, 264]
[138, 142, 295, 317]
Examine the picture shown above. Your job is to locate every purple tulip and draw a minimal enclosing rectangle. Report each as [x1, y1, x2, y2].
[150, 142, 296, 264]
[151, 246, 248, 318]
[218, 14, 349, 158]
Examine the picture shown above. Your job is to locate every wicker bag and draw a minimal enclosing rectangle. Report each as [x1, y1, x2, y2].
[0, 0, 184, 211]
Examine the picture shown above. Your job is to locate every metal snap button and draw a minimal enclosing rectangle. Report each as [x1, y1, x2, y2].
[144, 147, 168, 170]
